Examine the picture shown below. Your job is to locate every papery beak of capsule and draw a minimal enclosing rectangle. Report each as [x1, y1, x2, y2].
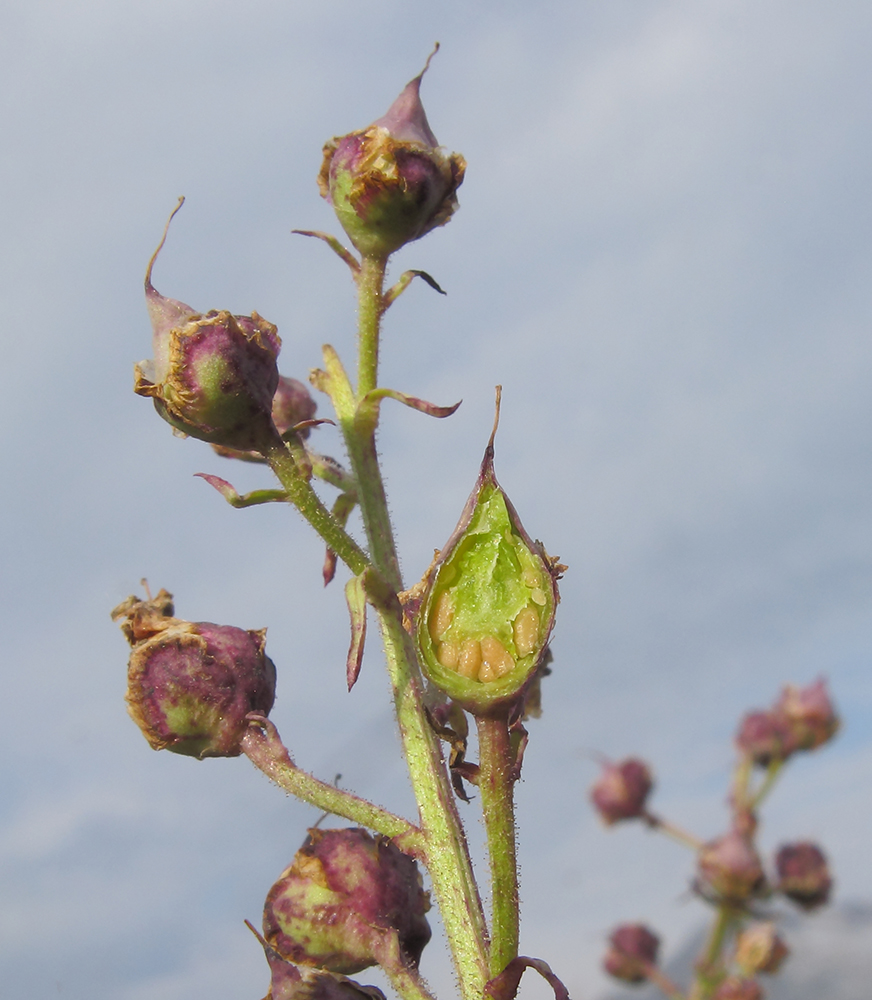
[136, 201, 282, 451]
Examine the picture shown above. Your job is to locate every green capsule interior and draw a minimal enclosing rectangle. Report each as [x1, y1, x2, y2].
[418, 482, 553, 706]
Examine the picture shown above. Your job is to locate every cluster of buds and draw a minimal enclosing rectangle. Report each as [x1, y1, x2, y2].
[112, 588, 276, 758]
[598, 681, 838, 1000]
[735, 678, 839, 765]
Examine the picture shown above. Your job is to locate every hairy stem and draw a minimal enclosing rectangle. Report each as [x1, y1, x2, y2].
[476, 713, 520, 976]
[241, 720, 420, 850]
[334, 253, 490, 999]
[263, 434, 370, 576]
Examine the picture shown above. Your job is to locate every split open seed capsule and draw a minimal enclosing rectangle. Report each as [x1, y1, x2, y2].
[414, 405, 561, 715]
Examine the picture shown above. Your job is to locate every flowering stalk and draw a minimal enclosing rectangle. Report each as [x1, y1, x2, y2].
[338, 252, 490, 999]
[476, 712, 520, 976]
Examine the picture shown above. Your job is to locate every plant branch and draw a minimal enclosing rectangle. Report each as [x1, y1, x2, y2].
[262, 432, 370, 576]
[643, 810, 705, 851]
[241, 716, 421, 852]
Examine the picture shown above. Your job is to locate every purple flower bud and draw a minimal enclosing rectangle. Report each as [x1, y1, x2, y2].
[111, 589, 276, 759]
[136, 200, 281, 451]
[318, 48, 466, 259]
[602, 924, 660, 983]
[263, 828, 431, 976]
[271, 376, 318, 438]
[735, 710, 798, 766]
[697, 830, 767, 904]
[711, 977, 764, 1000]
[734, 922, 789, 976]
[590, 758, 653, 825]
[775, 678, 839, 752]
[775, 842, 832, 910]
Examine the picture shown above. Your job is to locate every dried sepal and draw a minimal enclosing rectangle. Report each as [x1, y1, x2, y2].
[485, 956, 569, 1000]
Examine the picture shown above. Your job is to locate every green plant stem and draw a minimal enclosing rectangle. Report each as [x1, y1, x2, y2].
[476, 712, 520, 976]
[731, 755, 753, 814]
[381, 961, 438, 1000]
[749, 757, 784, 811]
[692, 905, 735, 999]
[334, 253, 490, 1000]
[357, 255, 387, 399]
[643, 811, 704, 851]
[240, 719, 420, 848]
[375, 938, 439, 1000]
[373, 592, 490, 999]
[642, 962, 686, 1000]
[263, 434, 370, 576]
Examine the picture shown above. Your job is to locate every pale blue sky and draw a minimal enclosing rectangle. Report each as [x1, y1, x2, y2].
[1, 1, 870, 997]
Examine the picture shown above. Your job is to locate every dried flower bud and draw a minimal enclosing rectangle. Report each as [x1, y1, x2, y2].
[734, 922, 789, 976]
[318, 48, 465, 259]
[111, 588, 276, 759]
[735, 710, 797, 766]
[775, 678, 839, 752]
[602, 924, 659, 983]
[136, 200, 281, 451]
[212, 375, 319, 462]
[711, 977, 764, 1000]
[775, 842, 832, 910]
[413, 405, 562, 715]
[697, 830, 767, 904]
[271, 376, 318, 437]
[590, 758, 653, 825]
[263, 828, 431, 976]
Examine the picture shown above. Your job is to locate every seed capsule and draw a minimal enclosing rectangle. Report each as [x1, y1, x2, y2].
[414, 394, 562, 714]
